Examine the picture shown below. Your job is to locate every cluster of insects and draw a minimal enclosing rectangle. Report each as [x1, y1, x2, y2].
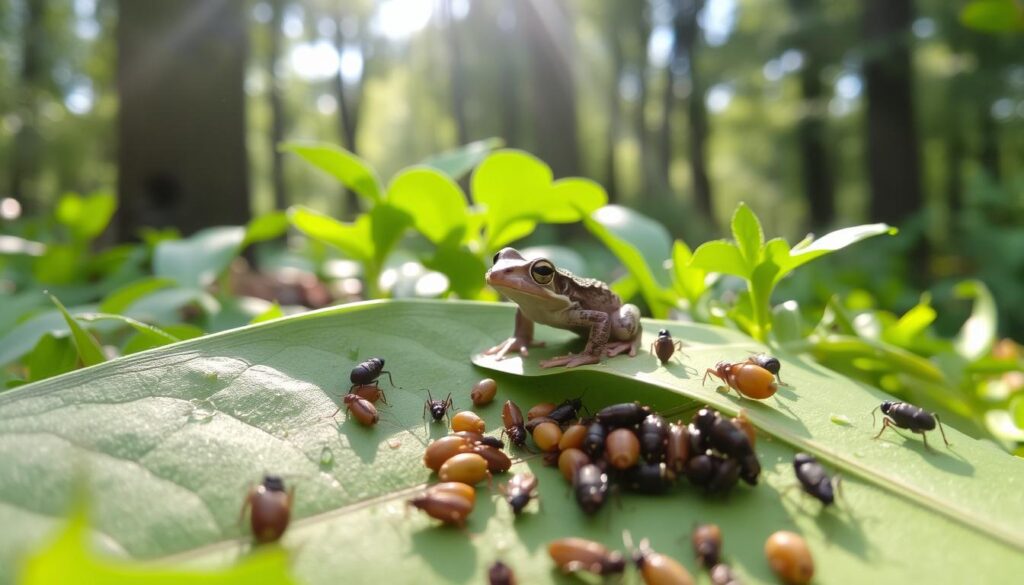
[528, 401, 763, 516]
[330, 357, 396, 426]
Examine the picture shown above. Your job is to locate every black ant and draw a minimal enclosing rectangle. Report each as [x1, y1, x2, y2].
[872, 400, 950, 450]
[423, 389, 454, 424]
[651, 329, 684, 365]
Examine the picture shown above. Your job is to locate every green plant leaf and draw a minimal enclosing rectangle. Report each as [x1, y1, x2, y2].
[2, 302, 1022, 585]
[280, 142, 382, 202]
[422, 245, 487, 299]
[56, 191, 117, 241]
[473, 150, 605, 251]
[689, 240, 748, 279]
[419, 137, 504, 180]
[77, 313, 180, 346]
[23, 334, 78, 383]
[953, 280, 997, 361]
[387, 168, 467, 244]
[771, 300, 803, 344]
[123, 324, 204, 356]
[776, 224, 897, 285]
[153, 227, 247, 289]
[590, 205, 672, 287]
[0, 303, 99, 368]
[244, 212, 289, 246]
[580, 208, 672, 318]
[960, 0, 1024, 32]
[100, 278, 178, 315]
[730, 203, 764, 267]
[20, 505, 297, 585]
[288, 206, 373, 263]
[49, 294, 106, 367]
[33, 244, 82, 285]
[883, 297, 937, 349]
[250, 303, 284, 324]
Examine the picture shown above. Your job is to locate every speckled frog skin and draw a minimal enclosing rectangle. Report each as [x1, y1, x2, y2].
[484, 248, 642, 368]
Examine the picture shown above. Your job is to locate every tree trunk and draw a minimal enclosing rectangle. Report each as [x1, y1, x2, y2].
[117, 0, 250, 237]
[497, 1, 520, 148]
[605, 5, 623, 202]
[333, 14, 368, 218]
[677, 0, 712, 219]
[633, 8, 651, 197]
[267, 0, 288, 211]
[863, 0, 922, 226]
[657, 44, 675, 184]
[790, 0, 835, 229]
[443, 0, 469, 146]
[9, 0, 46, 212]
[519, 0, 580, 178]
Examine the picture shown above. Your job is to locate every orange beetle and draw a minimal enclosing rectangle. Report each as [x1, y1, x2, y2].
[703, 361, 778, 399]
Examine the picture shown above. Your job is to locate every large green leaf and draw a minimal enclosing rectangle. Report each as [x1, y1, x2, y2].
[56, 191, 117, 242]
[387, 167, 468, 245]
[153, 227, 247, 289]
[280, 142, 382, 203]
[0, 301, 1021, 585]
[419, 138, 504, 180]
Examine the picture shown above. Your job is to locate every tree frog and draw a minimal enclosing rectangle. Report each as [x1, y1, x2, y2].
[484, 248, 642, 368]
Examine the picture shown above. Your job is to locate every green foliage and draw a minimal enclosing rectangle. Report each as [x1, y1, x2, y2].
[689, 203, 896, 341]
[960, 0, 1024, 33]
[49, 293, 105, 367]
[2, 301, 1022, 584]
[284, 142, 605, 301]
[20, 505, 296, 585]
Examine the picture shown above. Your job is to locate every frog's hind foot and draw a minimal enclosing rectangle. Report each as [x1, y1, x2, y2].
[540, 353, 602, 369]
[605, 340, 637, 358]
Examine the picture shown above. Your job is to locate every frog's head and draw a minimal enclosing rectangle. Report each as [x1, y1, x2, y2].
[486, 247, 562, 303]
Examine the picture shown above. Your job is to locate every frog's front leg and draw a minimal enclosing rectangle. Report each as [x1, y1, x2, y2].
[605, 303, 642, 357]
[539, 310, 610, 368]
[484, 308, 546, 360]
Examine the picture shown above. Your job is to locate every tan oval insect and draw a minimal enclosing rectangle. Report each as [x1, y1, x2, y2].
[704, 361, 778, 399]
[423, 435, 471, 472]
[350, 383, 388, 404]
[692, 523, 722, 568]
[559, 424, 587, 450]
[344, 394, 379, 426]
[471, 378, 498, 406]
[635, 548, 694, 585]
[548, 537, 626, 575]
[242, 475, 293, 544]
[452, 410, 486, 433]
[473, 444, 512, 473]
[428, 481, 476, 505]
[532, 421, 563, 452]
[527, 402, 558, 420]
[665, 423, 690, 474]
[409, 490, 474, 526]
[438, 452, 490, 485]
[558, 448, 591, 483]
[606, 428, 640, 470]
[765, 531, 814, 585]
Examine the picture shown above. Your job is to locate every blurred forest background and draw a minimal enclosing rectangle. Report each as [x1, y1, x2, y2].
[0, 0, 1022, 337]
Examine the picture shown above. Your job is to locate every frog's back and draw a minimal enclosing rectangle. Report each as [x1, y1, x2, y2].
[554, 269, 623, 312]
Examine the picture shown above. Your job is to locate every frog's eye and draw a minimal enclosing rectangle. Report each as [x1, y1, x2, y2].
[492, 252, 501, 265]
[530, 260, 555, 285]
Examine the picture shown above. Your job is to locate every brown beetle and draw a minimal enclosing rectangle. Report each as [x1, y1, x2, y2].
[349, 383, 388, 405]
[765, 531, 814, 585]
[502, 400, 529, 447]
[488, 560, 517, 585]
[651, 329, 684, 365]
[632, 538, 695, 585]
[409, 485, 474, 527]
[343, 393, 379, 426]
[240, 475, 294, 544]
[471, 378, 498, 406]
[548, 537, 626, 575]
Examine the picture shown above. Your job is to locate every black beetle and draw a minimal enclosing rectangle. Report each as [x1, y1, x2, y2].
[793, 452, 838, 506]
[350, 357, 394, 389]
[651, 329, 684, 365]
[574, 463, 609, 515]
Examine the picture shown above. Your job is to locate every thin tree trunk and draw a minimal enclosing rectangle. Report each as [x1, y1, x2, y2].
[519, 0, 580, 178]
[10, 0, 46, 211]
[677, 0, 712, 219]
[117, 0, 250, 237]
[498, 0, 520, 148]
[267, 0, 288, 211]
[605, 5, 623, 202]
[634, 8, 651, 197]
[657, 46, 675, 184]
[978, 105, 1001, 181]
[443, 0, 469, 146]
[863, 0, 922, 226]
[333, 14, 366, 218]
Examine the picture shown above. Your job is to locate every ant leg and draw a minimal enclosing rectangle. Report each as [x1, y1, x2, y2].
[422, 400, 429, 421]
[872, 417, 894, 440]
[870, 406, 879, 427]
[920, 430, 934, 452]
[934, 413, 952, 447]
[380, 370, 396, 387]
[378, 387, 389, 406]
[702, 369, 715, 386]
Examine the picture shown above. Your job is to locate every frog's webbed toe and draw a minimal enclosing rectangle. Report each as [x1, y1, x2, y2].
[484, 337, 545, 360]
[540, 353, 602, 368]
[605, 340, 637, 358]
